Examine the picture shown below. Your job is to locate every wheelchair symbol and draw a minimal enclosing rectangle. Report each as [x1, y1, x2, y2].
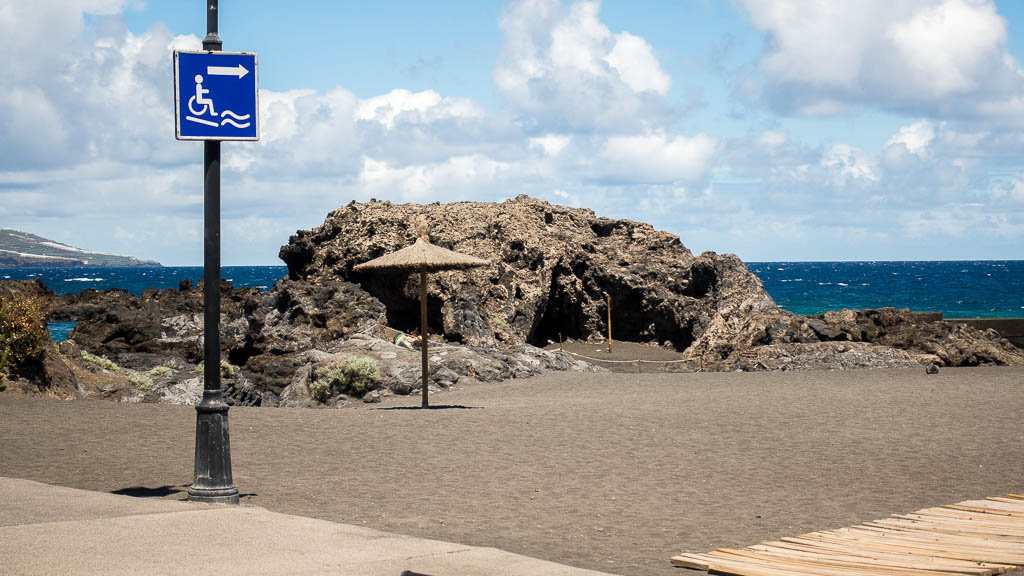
[185, 74, 251, 129]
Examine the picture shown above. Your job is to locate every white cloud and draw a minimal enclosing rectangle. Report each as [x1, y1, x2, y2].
[529, 134, 571, 156]
[2, 1, 1020, 264]
[821, 144, 878, 186]
[739, 0, 1024, 118]
[358, 155, 511, 202]
[598, 132, 718, 182]
[885, 120, 937, 157]
[991, 174, 1024, 203]
[758, 131, 787, 148]
[355, 89, 484, 130]
[604, 32, 671, 95]
[902, 209, 968, 238]
[887, 0, 1004, 96]
[494, 0, 672, 130]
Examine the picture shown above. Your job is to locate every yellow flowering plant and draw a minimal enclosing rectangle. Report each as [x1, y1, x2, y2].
[0, 292, 49, 371]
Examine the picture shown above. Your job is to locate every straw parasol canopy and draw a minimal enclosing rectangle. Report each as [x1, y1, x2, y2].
[353, 221, 489, 274]
[353, 219, 489, 407]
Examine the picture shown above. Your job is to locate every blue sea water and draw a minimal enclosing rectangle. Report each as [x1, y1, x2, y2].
[1, 262, 1020, 342]
[1, 266, 288, 297]
[0, 266, 287, 342]
[747, 261, 1023, 318]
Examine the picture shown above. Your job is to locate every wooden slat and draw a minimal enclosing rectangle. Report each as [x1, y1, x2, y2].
[889, 514, 1024, 536]
[751, 543, 1005, 574]
[673, 495, 1024, 575]
[849, 525, 1024, 548]
[754, 541, 1012, 573]
[714, 548, 975, 576]
[798, 532, 1024, 564]
[867, 519, 1024, 541]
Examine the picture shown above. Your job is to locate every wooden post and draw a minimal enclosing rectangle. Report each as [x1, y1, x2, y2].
[420, 269, 429, 408]
[558, 332, 562, 351]
[606, 293, 612, 354]
[637, 359, 642, 373]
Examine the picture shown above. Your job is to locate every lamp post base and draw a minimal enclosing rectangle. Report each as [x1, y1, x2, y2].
[188, 398, 238, 505]
[187, 485, 239, 504]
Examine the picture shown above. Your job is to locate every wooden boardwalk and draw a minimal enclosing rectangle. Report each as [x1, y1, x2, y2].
[672, 495, 1024, 575]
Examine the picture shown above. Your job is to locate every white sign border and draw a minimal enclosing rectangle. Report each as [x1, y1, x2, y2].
[174, 50, 260, 142]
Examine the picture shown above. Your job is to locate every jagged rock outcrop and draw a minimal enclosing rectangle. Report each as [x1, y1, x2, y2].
[67, 280, 258, 361]
[811, 308, 1024, 367]
[280, 195, 796, 355]
[4, 197, 1022, 406]
[33, 273, 601, 406]
[279, 196, 1024, 372]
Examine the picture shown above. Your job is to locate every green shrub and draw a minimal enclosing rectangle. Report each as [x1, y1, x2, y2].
[0, 292, 49, 371]
[195, 360, 235, 378]
[128, 371, 153, 391]
[147, 366, 171, 377]
[491, 315, 509, 329]
[82, 351, 119, 372]
[310, 356, 379, 401]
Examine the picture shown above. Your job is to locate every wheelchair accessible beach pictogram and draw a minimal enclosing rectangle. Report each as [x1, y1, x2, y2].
[174, 50, 259, 141]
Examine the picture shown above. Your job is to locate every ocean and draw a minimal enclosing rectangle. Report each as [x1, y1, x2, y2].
[1, 262, 1020, 342]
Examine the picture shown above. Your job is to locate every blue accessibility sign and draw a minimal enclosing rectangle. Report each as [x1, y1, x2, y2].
[174, 50, 259, 141]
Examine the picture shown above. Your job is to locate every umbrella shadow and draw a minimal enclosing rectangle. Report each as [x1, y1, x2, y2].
[375, 405, 482, 411]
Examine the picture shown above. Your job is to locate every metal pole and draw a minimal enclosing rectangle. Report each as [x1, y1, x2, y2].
[420, 270, 429, 408]
[607, 293, 612, 354]
[189, 0, 237, 505]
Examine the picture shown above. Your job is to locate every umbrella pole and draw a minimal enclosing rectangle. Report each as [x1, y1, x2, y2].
[420, 269, 429, 408]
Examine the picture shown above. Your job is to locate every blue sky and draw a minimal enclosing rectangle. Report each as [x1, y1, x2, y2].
[2, 0, 1023, 265]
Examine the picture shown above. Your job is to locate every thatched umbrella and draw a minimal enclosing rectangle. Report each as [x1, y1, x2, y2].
[353, 221, 489, 407]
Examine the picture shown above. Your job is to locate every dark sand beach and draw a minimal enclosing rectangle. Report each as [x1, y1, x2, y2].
[2, 366, 1024, 575]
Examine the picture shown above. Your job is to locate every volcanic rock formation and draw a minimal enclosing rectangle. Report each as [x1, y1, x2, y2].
[280, 195, 1024, 371]
[3, 196, 1022, 407]
[281, 196, 780, 352]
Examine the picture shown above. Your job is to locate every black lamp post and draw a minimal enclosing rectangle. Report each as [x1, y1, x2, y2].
[187, 0, 238, 505]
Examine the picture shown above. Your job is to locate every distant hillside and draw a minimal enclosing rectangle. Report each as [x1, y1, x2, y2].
[0, 229, 161, 268]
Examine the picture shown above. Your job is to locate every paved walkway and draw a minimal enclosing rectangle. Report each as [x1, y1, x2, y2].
[0, 477, 616, 576]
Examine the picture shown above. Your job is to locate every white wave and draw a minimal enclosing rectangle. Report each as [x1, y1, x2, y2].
[64, 278, 105, 282]
[837, 282, 849, 287]
[220, 118, 251, 128]
[220, 110, 250, 120]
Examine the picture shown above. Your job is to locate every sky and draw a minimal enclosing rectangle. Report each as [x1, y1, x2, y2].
[1, 0, 1023, 265]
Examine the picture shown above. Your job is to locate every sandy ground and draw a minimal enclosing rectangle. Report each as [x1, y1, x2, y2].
[546, 339, 690, 373]
[2, 366, 1024, 575]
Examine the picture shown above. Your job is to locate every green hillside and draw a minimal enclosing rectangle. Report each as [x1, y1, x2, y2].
[0, 229, 161, 268]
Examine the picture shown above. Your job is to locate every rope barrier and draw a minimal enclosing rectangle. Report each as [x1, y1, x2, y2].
[559, 349, 693, 365]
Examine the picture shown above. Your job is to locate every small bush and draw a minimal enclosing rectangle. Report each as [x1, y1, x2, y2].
[0, 292, 49, 371]
[82, 350, 119, 372]
[147, 366, 171, 377]
[310, 356, 379, 401]
[195, 360, 235, 378]
[491, 315, 509, 329]
[128, 371, 153, 391]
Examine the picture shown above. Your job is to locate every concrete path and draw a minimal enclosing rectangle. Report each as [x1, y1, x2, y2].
[0, 477, 617, 576]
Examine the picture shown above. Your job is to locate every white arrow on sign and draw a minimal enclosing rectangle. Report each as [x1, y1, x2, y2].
[207, 64, 249, 79]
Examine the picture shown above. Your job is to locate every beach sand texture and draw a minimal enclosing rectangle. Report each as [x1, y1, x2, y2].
[2, 367, 1023, 575]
